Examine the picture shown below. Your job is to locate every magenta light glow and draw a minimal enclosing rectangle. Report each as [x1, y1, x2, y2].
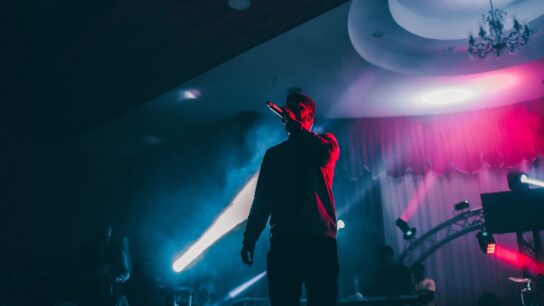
[401, 174, 435, 221]
[494, 245, 544, 274]
[172, 173, 259, 273]
[472, 74, 518, 91]
[415, 73, 520, 107]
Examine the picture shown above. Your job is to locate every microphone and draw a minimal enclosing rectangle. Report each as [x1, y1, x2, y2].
[266, 101, 286, 123]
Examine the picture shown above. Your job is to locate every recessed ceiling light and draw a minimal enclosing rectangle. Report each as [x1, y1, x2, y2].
[228, 0, 251, 11]
[372, 31, 383, 38]
[178, 89, 201, 101]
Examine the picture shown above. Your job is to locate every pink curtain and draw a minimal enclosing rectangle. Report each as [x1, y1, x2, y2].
[378, 163, 544, 305]
[329, 99, 544, 305]
[333, 98, 544, 178]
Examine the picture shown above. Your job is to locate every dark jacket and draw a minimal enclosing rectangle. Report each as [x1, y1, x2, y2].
[243, 130, 340, 247]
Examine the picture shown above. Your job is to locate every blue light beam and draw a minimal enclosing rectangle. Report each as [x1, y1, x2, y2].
[172, 173, 259, 273]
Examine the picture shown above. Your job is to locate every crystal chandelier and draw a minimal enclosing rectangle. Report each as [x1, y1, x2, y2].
[467, 0, 534, 59]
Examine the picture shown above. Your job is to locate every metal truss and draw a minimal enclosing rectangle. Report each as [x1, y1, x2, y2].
[398, 208, 485, 265]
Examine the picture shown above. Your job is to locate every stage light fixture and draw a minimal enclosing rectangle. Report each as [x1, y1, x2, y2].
[454, 200, 470, 212]
[396, 218, 417, 240]
[337, 219, 345, 230]
[476, 230, 496, 254]
[520, 174, 544, 188]
[507, 171, 530, 191]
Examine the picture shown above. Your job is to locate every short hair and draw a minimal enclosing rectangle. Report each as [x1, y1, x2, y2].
[285, 92, 316, 117]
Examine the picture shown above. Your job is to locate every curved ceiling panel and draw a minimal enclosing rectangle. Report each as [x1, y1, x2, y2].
[390, 0, 544, 40]
[330, 58, 544, 118]
[348, 0, 544, 76]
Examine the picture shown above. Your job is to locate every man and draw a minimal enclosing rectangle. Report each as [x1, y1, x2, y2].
[373, 246, 412, 296]
[241, 92, 340, 306]
[411, 262, 436, 306]
[79, 223, 131, 306]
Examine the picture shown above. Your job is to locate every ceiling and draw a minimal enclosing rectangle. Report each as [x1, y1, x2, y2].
[5, 0, 544, 143]
[118, 1, 544, 122]
[3, 0, 347, 141]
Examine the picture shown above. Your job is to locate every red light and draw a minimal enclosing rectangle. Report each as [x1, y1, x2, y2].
[493, 245, 544, 274]
[486, 243, 496, 254]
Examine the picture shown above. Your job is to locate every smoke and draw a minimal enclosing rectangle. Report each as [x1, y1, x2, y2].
[169, 115, 283, 276]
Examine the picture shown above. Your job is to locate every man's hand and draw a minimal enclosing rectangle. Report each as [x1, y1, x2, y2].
[241, 244, 255, 267]
[282, 107, 302, 133]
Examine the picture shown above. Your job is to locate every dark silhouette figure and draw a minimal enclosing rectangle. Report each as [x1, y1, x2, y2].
[477, 292, 501, 306]
[411, 262, 436, 306]
[373, 246, 412, 296]
[125, 259, 162, 306]
[241, 92, 340, 306]
[79, 223, 131, 306]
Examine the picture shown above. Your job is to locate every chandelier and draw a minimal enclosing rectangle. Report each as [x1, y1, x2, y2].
[467, 0, 534, 59]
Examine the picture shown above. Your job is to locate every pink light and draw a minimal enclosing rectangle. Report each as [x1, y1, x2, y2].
[472, 74, 518, 91]
[493, 245, 544, 274]
[401, 174, 435, 221]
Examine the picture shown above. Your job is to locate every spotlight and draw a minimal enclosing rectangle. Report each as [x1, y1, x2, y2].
[395, 218, 417, 240]
[507, 171, 530, 191]
[454, 200, 470, 212]
[227, 271, 267, 299]
[337, 219, 346, 230]
[520, 174, 544, 188]
[476, 230, 496, 254]
[172, 173, 259, 273]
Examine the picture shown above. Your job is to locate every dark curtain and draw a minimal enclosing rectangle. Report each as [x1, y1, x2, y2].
[333, 170, 385, 297]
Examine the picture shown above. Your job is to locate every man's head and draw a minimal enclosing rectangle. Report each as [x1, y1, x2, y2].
[285, 92, 316, 131]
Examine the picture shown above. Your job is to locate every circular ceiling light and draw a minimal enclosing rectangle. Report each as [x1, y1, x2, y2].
[228, 0, 251, 11]
[420, 87, 475, 105]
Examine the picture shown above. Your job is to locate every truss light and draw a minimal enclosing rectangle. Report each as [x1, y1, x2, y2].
[476, 230, 496, 254]
[507, 171, 531, 190]
[454, 200, 470, 212]
[396, 218, 417, 240]
[520, 175, 544, 188]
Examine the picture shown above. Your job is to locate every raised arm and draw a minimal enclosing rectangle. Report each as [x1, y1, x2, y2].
[291, 130, 339, 166]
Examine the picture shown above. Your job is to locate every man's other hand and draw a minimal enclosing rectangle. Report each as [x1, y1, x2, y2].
[241, 244, 255, 267]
